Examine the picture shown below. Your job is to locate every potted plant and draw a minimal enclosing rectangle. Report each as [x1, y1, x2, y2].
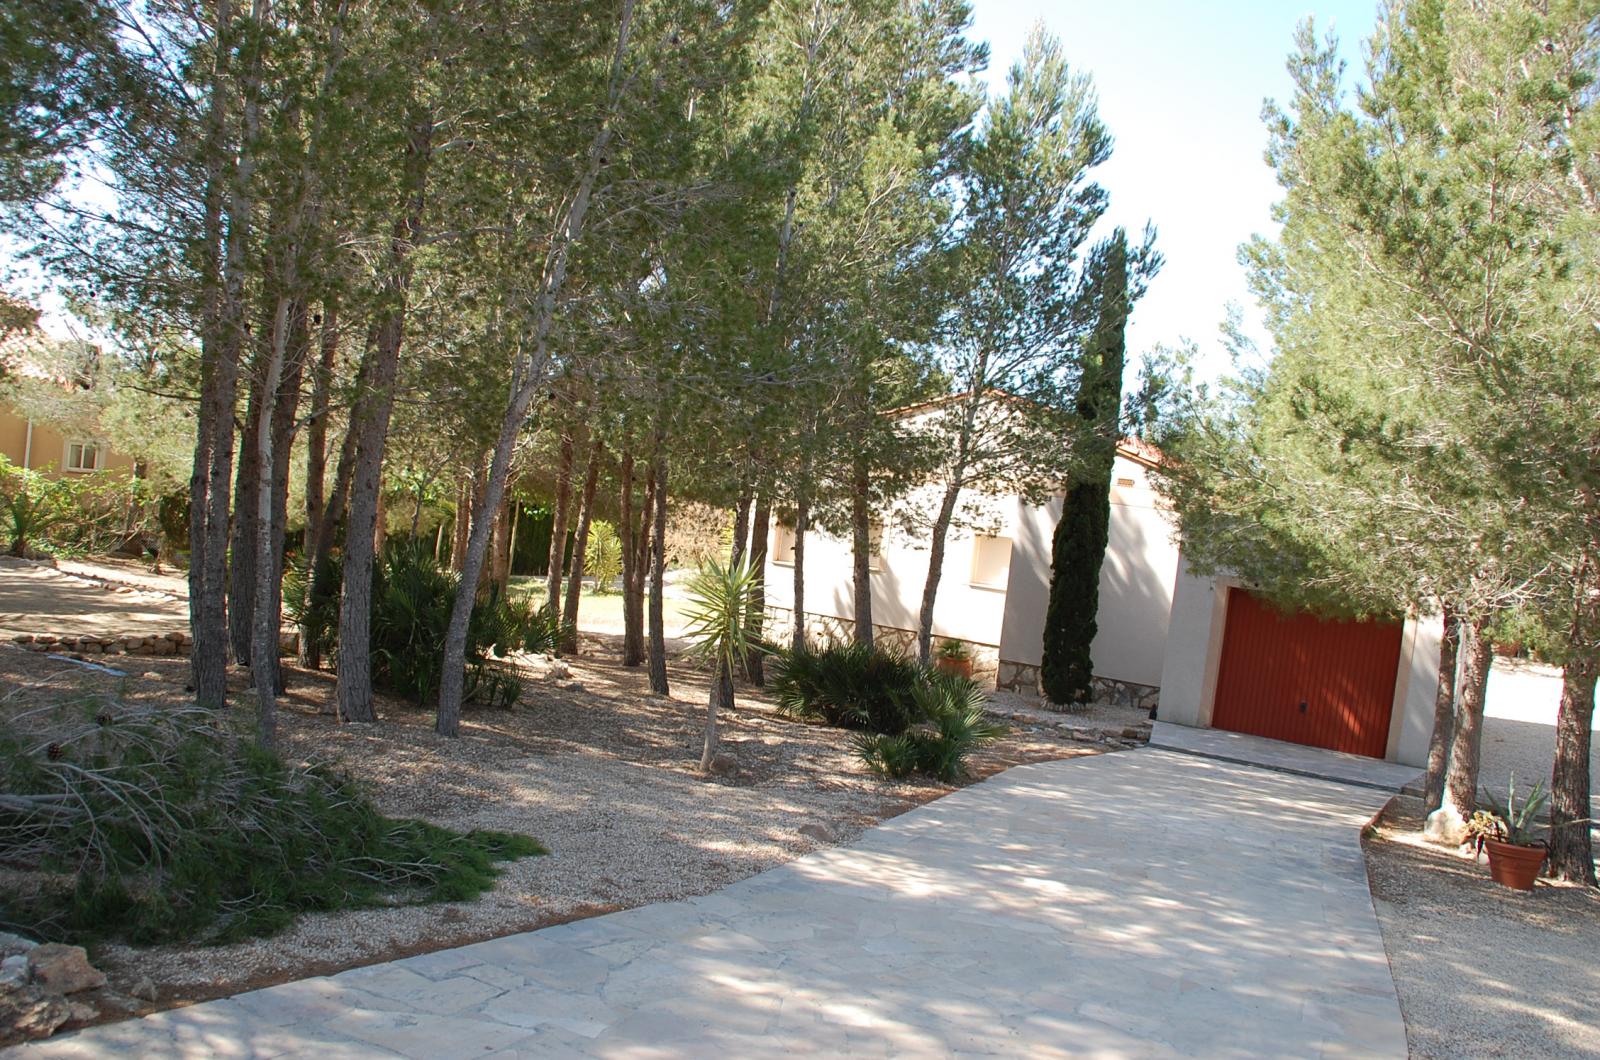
[934, 639, 974, 679]
[1466, 774, 1549, 891]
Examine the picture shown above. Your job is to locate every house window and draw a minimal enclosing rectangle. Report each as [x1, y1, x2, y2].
[970, 535, 1011, 590]
[867, 520, 884, 571]
[772, 521, 796, 565]
[64, 441, 101, 473]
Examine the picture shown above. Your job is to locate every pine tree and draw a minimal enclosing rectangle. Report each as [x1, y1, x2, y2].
[1041, 234, 1129, 706]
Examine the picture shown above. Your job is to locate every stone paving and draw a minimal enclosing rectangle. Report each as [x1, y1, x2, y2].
[6, 749, 1407, 1058]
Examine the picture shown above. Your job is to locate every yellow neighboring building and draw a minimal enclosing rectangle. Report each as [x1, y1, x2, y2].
[0, 300, 136, 480]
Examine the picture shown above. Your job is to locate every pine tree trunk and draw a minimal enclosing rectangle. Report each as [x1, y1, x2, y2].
[248, 287, 303, 749]
[745, 495, 770, 684]
[371, 487, 387, 558]
[228, 364, 265, 665]
[620, 451, 644, 667]
[302, 302, 338, 553]
[562, 447, 602, 653]
[257, 297, 308, 698]
[850, 455, 873, 646]
[451, 476, 470, 570]
[916, 480, 963, 664]
[1426, 619, 1495, 841]
[189, 0, 263, 711]
[1548, 560, 1599, 885]
[490, 495, 511, 594]
[647, 454, 670, 695]
[300, 399, 358, 670]
[335, 108, 433, 725]
[545, 432, 575, 617]
[507, 498, 521, 577]
[1423, 606, 1460, 812]
[435, 11, 635, 734]
[731, 490, 753, 566]
[791, 496, 808, 653]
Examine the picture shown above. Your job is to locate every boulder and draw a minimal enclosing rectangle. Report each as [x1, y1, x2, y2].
[798, 822, 836, 844]
[0, 956, 28, 988]
[129, 977, 158, 1003]
[28, 944, 106, 995]
[0, 984, 69, 1041]
[0, 934, 38, 961]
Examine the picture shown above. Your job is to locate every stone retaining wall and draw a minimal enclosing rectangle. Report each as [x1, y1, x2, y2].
[12, 630, 191, 657]
[995, 659, 1160, 711]
[11, 629, 299, 658]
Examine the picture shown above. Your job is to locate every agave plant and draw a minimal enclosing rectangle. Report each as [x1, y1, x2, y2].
[1473, 773, 1551, 849]
[682, 557, 761, 771]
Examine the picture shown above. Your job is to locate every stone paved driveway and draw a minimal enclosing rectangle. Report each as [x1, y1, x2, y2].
[7, 750, 1407, 1058]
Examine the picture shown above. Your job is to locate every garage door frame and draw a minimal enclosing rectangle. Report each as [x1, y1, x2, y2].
[1192, 577, 1419, 763]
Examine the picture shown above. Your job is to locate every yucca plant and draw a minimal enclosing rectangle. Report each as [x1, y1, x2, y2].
[584, 520, 624, 593]
[682, 557, 761, 771]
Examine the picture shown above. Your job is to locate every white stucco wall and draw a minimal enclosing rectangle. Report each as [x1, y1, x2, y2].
[1156, 559, 1445, 767]
[762, 490, 1012, 648]
[764, 451, 1182, 690]
[1155, 566, 1224, 728]
[996, 453, 1183, 688]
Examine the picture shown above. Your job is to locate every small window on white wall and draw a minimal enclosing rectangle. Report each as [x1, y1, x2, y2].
[772, 521, 796, 565]
[970, 535, 1011, 589]
[64, 441, 101, 473]
[867, 520, 884, 571]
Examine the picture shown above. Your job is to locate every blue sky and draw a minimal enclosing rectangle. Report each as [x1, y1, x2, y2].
[967, 0, 1375, 381]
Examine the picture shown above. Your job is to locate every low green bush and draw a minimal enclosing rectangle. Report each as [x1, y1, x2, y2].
[851, 672, 1006, 782]
[769, 641, 925, 734]
[286, 543, 547, 708]
[0, 697, 544, 945]
[771, 642, 1005, 780]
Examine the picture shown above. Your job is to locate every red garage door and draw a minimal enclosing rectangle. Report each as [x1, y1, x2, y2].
[1210, 589, 1403, 759]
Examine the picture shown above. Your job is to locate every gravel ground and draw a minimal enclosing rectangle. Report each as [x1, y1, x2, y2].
[0, 638, 1097, 1028]
[1364, 797, 1600, 1059]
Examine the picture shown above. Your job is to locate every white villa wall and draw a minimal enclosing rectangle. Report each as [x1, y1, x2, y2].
[763, 490, 1012, 650]
[996, 453, 1182, 689]
[1157, 560, 1445, 767]
[766, 450, 1182, 693]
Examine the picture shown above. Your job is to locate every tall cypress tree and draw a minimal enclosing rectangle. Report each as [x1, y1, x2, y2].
[1041, 233, 1129, 705]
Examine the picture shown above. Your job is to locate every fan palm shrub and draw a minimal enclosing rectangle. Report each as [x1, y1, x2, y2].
[852, 671, 1005, 782]
[770, 641, 924, 734]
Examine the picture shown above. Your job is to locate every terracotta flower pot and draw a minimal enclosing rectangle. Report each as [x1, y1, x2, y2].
[1484, 839, 1547, 891]
[935, 656, 973, 679]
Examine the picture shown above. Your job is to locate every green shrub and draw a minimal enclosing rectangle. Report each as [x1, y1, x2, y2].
[770, 641, 924, 734]
[291, 543, 528, 708]
[851, 671, 1005, 782]
[0, 458, 73, 557]
[0, 698, 544, 945]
